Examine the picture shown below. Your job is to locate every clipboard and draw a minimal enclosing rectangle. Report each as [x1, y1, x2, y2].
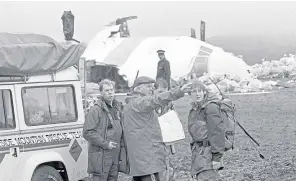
[158, 110, 186, 144]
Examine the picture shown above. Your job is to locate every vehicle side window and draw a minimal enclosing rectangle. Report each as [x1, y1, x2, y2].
[0, 90, 15, 130]
[22, 85, 77, 126]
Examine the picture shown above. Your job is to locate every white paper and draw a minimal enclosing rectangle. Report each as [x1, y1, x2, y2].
[158, 110, 186, 143]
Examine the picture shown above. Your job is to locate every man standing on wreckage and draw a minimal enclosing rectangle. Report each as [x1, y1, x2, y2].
[123, 76, 192, 181]
[156, 50, 171, 89]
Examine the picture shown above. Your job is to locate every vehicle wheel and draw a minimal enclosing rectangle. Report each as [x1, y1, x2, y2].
[31, 165, 63, 181]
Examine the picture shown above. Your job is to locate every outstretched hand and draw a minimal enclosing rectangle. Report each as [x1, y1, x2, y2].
[180, 82, 193, 93]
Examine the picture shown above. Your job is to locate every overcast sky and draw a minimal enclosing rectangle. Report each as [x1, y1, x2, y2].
[1, 1, 296, 42]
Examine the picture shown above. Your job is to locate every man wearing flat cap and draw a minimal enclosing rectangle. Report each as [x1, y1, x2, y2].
[156, 50, 171, 89]
[122, 76, 192, 181]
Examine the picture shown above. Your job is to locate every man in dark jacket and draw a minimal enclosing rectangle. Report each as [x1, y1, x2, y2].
[123, 76, 192, 181]
[156, 50, 171, 89]
[83, 79, 123, 181]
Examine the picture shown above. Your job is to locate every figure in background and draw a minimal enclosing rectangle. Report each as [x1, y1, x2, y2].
[156, 50, 171, 89]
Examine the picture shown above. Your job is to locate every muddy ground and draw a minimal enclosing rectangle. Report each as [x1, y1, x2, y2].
[119, 87, 296, 181]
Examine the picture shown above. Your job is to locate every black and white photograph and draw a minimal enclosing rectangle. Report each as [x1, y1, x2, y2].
[0, 1, 296, 181]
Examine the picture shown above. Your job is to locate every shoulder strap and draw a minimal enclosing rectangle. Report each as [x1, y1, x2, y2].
[204, 102, 226, 123]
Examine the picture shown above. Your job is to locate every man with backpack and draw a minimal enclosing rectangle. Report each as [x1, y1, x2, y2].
[187, 80, 235, 180]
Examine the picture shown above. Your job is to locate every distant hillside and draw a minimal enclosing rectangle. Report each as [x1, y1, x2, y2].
[207, 34, 296, 65]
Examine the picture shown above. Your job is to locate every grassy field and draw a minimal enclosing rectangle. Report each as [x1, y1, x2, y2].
[119, 87, 296, 181]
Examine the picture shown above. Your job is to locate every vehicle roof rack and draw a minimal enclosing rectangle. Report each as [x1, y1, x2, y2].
[0, 75, 29, 83]
[0, 72, 57, 83]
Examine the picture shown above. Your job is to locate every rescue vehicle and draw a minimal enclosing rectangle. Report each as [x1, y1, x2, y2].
[0, 33, 88, 181]
[0, 70, 89, 181]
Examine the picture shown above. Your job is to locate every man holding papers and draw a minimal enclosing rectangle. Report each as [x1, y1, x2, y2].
[123, 76, 191, 181]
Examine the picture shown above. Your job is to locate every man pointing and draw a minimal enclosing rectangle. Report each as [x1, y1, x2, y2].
[123, 76, 191, 181]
